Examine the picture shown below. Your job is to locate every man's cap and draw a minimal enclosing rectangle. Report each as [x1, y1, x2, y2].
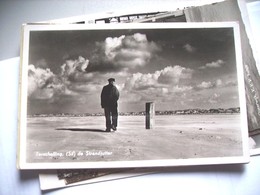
[108, 78, 115, 82]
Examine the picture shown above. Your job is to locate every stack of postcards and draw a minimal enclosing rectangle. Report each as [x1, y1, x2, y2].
[16, 0, 260, 191]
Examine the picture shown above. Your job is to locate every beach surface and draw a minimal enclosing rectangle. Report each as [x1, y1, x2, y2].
[26, 114, 243, 163]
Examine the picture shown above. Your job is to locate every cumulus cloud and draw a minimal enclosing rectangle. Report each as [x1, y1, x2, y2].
[196, 79, 223, 90]
[27, 56, 92, 100]
[122, 65, 194, 103]
[197, 81, 214, 89]
[28, 64, 76, 100]
[87, 33, 160, 72]
[124, 72, 160, 91]
[196, 78, 237, 91]
[124, 65, 193, 91]
[157, 65, 193, 84]
[28, 65, 54, 97]
[199, 59, 225, 70]
[209, 93, 220, 104]
[29, 55, 128, 102]
[183, 43, 196, 53]
[171, 85, 193, 93]
[28, 55, 128, 103]
[61, 56, 92, 82]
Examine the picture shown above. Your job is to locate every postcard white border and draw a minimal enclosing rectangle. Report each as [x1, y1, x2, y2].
[18, 22, 249, 169]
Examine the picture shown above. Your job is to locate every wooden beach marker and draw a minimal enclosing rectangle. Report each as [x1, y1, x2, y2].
[146, 102, 155, 129]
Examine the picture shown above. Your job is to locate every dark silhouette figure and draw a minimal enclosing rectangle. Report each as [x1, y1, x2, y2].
[101, 78, 120, 132]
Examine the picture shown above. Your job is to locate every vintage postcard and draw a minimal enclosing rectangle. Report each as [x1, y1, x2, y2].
[36, 0, 260, 156]
[18, 22, 249, 169]
[39, 168, 152, 190]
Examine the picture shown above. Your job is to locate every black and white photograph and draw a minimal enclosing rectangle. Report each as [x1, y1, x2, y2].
[18, 22, 249, 169]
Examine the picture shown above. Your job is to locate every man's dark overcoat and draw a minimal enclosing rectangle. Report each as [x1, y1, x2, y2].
[101, 84, 119, 108]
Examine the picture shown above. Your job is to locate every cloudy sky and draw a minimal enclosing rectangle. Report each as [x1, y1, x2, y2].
[27, 26, 240, 114]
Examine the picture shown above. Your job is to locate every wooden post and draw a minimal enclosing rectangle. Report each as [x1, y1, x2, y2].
[146, 102, 155, 129]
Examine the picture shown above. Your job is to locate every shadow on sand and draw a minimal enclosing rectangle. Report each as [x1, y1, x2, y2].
[55, 128, 107, 133]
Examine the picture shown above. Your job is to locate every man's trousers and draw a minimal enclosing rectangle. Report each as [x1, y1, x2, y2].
[104, 106, 118, 129]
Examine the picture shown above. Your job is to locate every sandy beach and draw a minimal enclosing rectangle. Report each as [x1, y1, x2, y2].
[26, 114, 243, 163]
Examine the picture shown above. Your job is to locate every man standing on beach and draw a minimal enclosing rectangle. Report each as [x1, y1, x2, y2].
[101, 78, 120, 132]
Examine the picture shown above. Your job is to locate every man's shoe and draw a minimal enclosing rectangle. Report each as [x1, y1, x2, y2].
[106, 128, 111, 132]
[112, 126, 117, 131]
